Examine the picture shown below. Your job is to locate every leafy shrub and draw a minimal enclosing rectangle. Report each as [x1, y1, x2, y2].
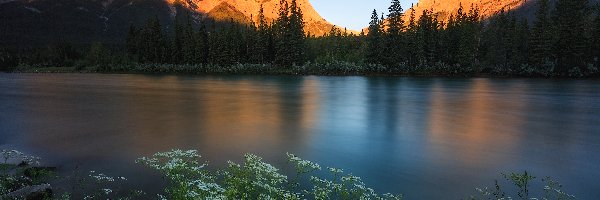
[137, 149, 402, 200]
[0, 150, 54, 199]
[468, 171, 575, 200]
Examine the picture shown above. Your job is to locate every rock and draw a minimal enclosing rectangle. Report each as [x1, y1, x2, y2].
[5, 184, 52, 200]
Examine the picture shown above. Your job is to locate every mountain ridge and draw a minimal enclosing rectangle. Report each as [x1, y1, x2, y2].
[0, 0, 337, 46]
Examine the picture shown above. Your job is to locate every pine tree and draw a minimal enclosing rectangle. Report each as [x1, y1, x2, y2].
[510, 17, 529, 68]
[554, 0, 589, 74]
[87, 42, 106, 66]
[126, 23, 138, 58]
[481, 10, 510, 67]
[274, 0, 291, 67]
[289, 0, 306, 65]
[256, 4, 271, 64]
[458, 4, 481, 68]
[591, 5, 600, 64]
[171, 6, 185, 64]
[196, 21, 209, 64]
[384, 0, 405, 67]
[182, 15, 197, 64]
[530, 0, 552, 67]
[418, 9, 438, 64]
[387, 0, 404, 36]
[406, 7, 419, 65]
[366, 9, 382, 64]
[140, 16, 166, 63]
[247, 14, 260, 64]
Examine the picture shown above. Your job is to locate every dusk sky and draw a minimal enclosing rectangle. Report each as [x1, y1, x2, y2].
[311, 0, 419, 31]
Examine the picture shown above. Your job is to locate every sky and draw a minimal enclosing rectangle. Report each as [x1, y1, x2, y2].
[311, 0, 420, 31]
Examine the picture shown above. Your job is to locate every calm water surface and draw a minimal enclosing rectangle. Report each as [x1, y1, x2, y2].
[0, 73, 599, 199]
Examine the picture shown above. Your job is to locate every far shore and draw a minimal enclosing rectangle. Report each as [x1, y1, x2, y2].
[5, 64, 599, 79]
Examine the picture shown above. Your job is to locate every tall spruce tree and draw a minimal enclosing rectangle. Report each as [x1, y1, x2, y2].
[553, 0, 589, 73]
[171, 2, 185, 64]
[481, 10, 510, 67]
[274, 0, 291, 67]
[182, 15, 197, 64]
[384, 0, 405, 67]
[366, 9, 382, 64]
[247, 15, 261, 64]
[458, 4, 481, 68]
[289, 0, 306, 65]
[591, 5, 600, 64]
[256, 5, 272, 64]
[530, 0, 552, 67]
[140, 16, 165, 63]
[510, 17, 529, 68]
[406, 7, 419, 65]
[418, 9, 438, 64]
[126, 23, 138, 58]
[196, 21, 209, 64]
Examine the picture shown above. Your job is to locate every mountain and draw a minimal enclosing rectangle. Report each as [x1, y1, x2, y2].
[0, 0, 335, 46]
[405, 0, 600, 23]
[406, 0, 530, 22]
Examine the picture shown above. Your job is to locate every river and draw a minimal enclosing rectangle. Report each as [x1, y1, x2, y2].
[0, 74, 599, 199]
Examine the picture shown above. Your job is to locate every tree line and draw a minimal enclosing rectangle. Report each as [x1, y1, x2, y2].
[362, 0, 600, 76]
[125, 0, 305, 67]
[2, 0, 599, 77]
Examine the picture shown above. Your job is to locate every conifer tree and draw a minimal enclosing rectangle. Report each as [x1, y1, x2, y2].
[458, 4, 481, 68]
[196, 21, 209, 64]
[274, 0, 291, 66]
[593, 7, 600, 62]
[443, 13, 460, 65]
[406, 7, 419, 65]
[366, 9, 382, 64]
[418, 9, 438, 63]
[510, 17, 529, 68]
[481, 10, 509, 67]
[384, 0, 405, 67]
[140, 16, 165, 63]
[530, 0, 552, 67]
[171, 4, 185, 64]
[182, 15, 197, 64]
[256, 4, 271, 64]
[247, 15, 260, 64]
[126, 23, 138, 58]
[289, 0, 306, 65]
[553, 0, 589, 73]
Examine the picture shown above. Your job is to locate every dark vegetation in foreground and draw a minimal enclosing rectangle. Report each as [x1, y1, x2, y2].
[1, 149, 577, 200]
[1, 0, 600, 78]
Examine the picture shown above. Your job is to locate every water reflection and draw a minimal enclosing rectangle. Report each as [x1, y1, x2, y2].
[0, 74, 599, 199]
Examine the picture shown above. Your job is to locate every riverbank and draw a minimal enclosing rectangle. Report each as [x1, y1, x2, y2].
[7, 61, 600, 78]
[1, 149, 577, 200]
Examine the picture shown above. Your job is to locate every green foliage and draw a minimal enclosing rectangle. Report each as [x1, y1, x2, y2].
[468, 171, 575, 200]
[136, 150, 223, 199]
[0, 149, 583, 200]
[137, 149, 402, 200]
[0, 150, 54, 199]
[221, 154, 296, 199]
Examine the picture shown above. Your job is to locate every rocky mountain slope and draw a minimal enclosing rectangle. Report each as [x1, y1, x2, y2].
[405, 0, 599, 23]
[0, 0, 335, 46]
[406, 0, 529, 22]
